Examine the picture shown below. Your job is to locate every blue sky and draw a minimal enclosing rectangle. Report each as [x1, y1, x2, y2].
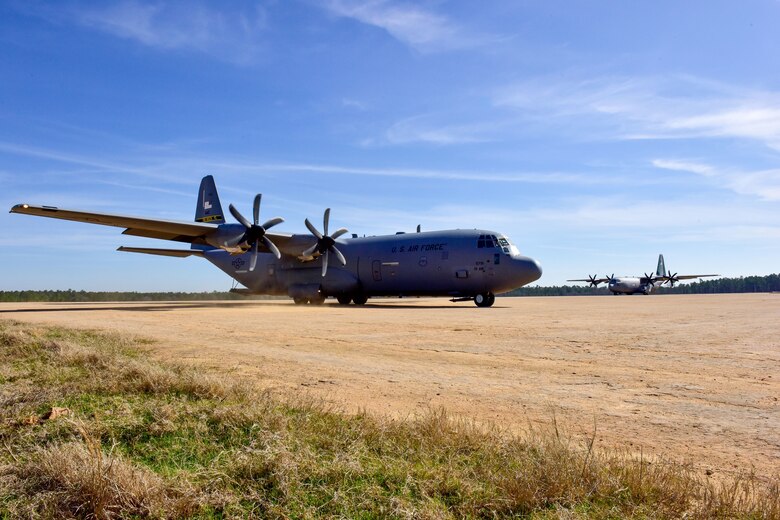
[2, 0, 779, 291]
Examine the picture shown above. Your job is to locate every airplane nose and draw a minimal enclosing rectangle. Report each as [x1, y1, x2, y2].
[514, 256, 543, 285]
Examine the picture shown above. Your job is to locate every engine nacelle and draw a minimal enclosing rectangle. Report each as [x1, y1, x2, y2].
[204, 223, 248, 253]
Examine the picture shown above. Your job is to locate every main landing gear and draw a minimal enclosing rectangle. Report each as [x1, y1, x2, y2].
[474, 292, 495, 308]
[335, 294, 369, 305]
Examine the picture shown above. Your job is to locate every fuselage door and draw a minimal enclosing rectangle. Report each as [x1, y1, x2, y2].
[372, 259, 382, 281]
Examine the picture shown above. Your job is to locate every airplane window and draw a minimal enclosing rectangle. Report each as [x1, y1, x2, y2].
[477, 239, 485, 248]
[498, 238, 509, 247]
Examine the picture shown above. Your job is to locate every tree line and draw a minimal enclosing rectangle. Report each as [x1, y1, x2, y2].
[1, 274, 777, 301]
[503, 273, 780, 297]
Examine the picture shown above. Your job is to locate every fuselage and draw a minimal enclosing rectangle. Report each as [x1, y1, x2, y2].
[206, 229, 542, 300]
[607, 277, 654, 295]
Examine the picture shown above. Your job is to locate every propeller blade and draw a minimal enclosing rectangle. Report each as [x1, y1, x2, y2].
[262, 217, 284, 230]
[229, 204, 252, 229]
[305, 218, 323, 239]
[249, 242, 259, 271]
[302, 243, 318, 257]
[321, 249, 329, 277]
[253, 194, 262, 225]
[323, 208, 330, 236]
[262, 236, 281, 259]
[331, 245, 347, 266]
[331, 227, 349, 240]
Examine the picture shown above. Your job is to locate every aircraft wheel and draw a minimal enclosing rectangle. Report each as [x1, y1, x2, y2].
[337, 295, 352, 305]
[310, 295, 326, 305]
[474, 292, 494, 308]
[352, 294, 368, 305]
[293, 297, 306, 305]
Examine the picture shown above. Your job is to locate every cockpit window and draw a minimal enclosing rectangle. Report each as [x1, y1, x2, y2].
[496, 235, 518, 255]
[478, 234, 501, 249]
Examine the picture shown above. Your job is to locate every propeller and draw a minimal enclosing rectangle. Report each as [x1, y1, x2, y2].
[228, 194, 284, 271]
[644, 272, 658, 286]
[666, 272, 680, 287]
[587, 274, 601, 287]
[606, 273, 616, 284]
[302, 208, 348, 277]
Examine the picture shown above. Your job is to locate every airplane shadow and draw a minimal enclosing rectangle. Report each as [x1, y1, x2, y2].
[347, 303, 487, 310]
[0, 302, 281, 313]
[0, 300, 500, 312]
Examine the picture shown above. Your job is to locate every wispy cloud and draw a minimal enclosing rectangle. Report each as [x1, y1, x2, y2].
[653, 158, 780, 201]
[0, 141, 189, 185]
[494, 75, 780, 150]
[322, 0, 494, 52]
[198, 159, 604, 185]
[19, 1, 268, 65]
[651, 159, 715, 177]
[341, 98, 369, 110]
[381, 114, 496, 145]
[0, 139, 605, 185]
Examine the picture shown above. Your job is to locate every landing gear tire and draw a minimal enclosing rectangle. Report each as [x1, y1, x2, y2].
[311, 295, 326, 305]
[337, 295, 352, 305]
[293, 297, 306, 305]
[474, 292, 495, 308]
[352, 294, 368, 305]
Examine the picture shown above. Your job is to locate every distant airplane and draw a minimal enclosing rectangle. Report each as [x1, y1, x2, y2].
[10, 175, 542, 307]
[567, 254, 718, 295]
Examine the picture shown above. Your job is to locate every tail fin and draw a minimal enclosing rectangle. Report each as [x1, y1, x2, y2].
[195, 175, 225, 224]
[656, 254, 667, 277]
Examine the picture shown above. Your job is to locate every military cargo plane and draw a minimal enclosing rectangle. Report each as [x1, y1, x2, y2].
[10, 175, 542, 307]
[568, 254, 718, 295]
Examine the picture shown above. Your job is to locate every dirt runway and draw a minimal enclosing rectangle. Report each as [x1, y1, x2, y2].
[2, 294, 778, 476]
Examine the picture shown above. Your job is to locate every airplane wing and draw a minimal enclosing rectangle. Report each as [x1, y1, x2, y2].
[11, 204, 218, 244]
[566, 277, 609, 285]
[117, 246, 205, 258]
[10, 204, 295, 253]
[662, 274, 720, 281]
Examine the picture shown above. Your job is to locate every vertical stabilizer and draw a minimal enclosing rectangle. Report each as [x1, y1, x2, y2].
[195, 175, 225, 224]
[656, 254, 667, 277]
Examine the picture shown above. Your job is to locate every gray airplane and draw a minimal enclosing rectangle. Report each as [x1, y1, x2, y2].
[568, 254, 718, 295]
[10, 175, 542, 307]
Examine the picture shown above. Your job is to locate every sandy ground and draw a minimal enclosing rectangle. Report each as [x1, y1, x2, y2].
[2, 294, 778, 476]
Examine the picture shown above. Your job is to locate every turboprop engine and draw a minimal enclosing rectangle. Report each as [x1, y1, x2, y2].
[204, 193, 284, 271]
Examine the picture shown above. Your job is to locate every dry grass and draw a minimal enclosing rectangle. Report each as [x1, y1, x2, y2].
[1, 319, 778, 519]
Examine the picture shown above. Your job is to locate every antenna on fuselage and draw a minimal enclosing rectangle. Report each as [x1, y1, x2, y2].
[416, 224, 421, 233]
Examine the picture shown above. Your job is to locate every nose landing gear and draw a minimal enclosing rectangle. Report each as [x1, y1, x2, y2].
[474, 292, 495, 308]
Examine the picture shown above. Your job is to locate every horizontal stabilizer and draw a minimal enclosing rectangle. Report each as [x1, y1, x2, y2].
[117, 246, 205, 258]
